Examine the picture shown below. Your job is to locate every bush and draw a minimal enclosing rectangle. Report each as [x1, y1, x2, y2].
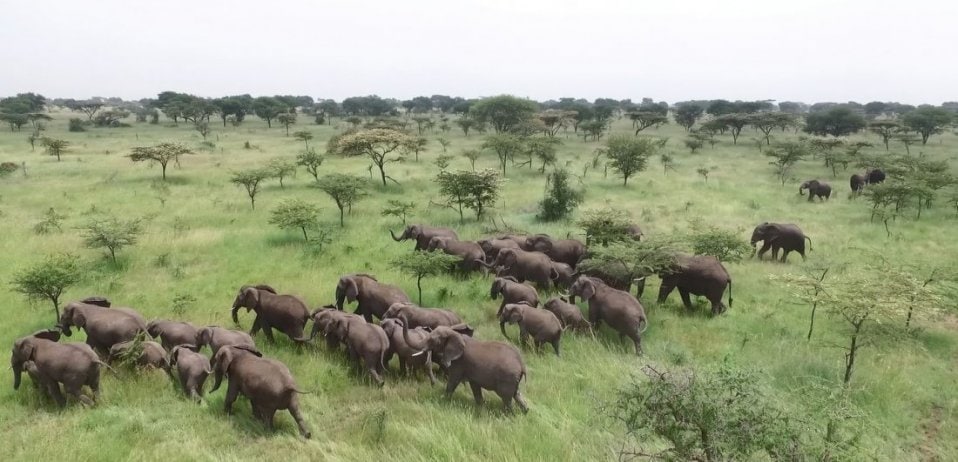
[686, 221, 752, 262]
[82, 216, 144, 264]
[11, 253, 82, 322]
[537, 169, 583, 221]
[0, 162, 19, 177]
[577, 208, 632, 244]
[68, 118, 86, 132]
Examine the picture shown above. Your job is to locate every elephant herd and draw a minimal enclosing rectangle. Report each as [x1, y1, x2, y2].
[800, 167, 887, 203]
[12, 221, 814, 439]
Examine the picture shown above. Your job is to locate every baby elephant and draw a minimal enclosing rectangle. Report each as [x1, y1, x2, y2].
[542, 297, 592, 333]
[147, 319, 198, 350]
[169, 344, 212, 401]
[210, 346, 311, 438]
[329, 316, 389, 386]
[799, 179, 831, 202]
[379, 318, 436, 384]
[490, 276, 539, 317]
[195, 326, 256, 356]
[499, 303, 563, 356]
[109, 340, 170, 371]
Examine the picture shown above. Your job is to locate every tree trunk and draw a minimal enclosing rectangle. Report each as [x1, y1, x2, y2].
[417, 275, 423, 305]
[109, 247, 117, 264]
[843, 320, 864, 386]
[161, 163, 167, 180]
[807, 300, 818, 340]
[339, 207, 345, 227]
[302, 227, 308, 241]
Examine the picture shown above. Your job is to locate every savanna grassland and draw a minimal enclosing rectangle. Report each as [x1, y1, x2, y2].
[1, 107, 956, 462]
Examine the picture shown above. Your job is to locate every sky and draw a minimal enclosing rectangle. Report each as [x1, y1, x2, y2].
[2, 0, 956, 105]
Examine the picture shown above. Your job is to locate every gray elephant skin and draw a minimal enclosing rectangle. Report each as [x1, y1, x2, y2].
[169, 344, 212, 400]
[652, 255, 733, 316]
[109, 340, 170, 370]
[12, 329, 107, 407]
[327, 316, 389, 385]
[490, 276, 540, 316]
[147, 320, 198, 350]
[231, 285, 310, 343]
[481, 248, 558, 289]
[499, 303, 563, 356]
[210, 345, 311, 438]
[390, 224, 458, 251]
[195, 326, 256, 356]
[799, 179, 831, 201]
[379, 318, 436, 384]
[336, 274, 411, 322]
[383, 302, 463, 330]
[57, 301, 148, 355]
[542, 297, 592, 333]
[750, 222, 811, 262]
[568, 276, 647, 355]
[526, 234, 586, 268]
[309, 307, 363, 352]
[427, 236, 486, 272]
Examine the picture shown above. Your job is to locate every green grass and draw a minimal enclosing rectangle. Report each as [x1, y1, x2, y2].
[1, 112, 957, 461]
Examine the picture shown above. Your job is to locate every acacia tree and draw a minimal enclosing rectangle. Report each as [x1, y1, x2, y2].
[454, 118, 475, 136]
[749, 112, 795, 145]
[628, 111, 668, 135]
[252, 97, 286, 127]
[66, 100, 103, 120]
[804, 108, 866, 137]
[481, 134, 523, 176]
[604, 136, 655, 186]
[230, 168, 271, 209]
[714, 114, 750, 144]
[538, 109, 576, 137]
[902, 107, 952, 144]
[267, 157, 297, 188]
[765, 141, 808, 186]
[316, 173, 367, 226]
[381, 199, 415, 225]
[391, 251, 460, 305]
[42, 138, 69, 161]
[12, 253, 81, 322]
[277, 113, 297, 136]
[526, 137, 560, 173]
[867, 120, 901, 150]
[293, 131, 313, 149]
[296, 149, 324, 182]
[673, 103, 705, 131]
[129, 142, 193, 180]
[335, 129, 415, 186]
[82, 216, 143, 264]
[469, 95, 538, 133]
[268, 199, 320, 241]
[436, 169, 502, 222]
[462, 149, 481, 170]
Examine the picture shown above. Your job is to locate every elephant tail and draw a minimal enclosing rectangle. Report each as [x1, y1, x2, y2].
[637, 316, 648, 334]
[804, 236, 813, 252]
[727, 279, 733, 309]
[292, 388, 312, 395]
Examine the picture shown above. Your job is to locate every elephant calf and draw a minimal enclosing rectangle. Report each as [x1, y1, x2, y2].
[499, 303, 563, 356]
[147, 319, 199, 350]
[109, 340, 170, 371]
[329, 316, 389, 386]
[799, 179, 831, 202]
[543, 297, 592, 333]
[383, 302, 464, 330]
[210, 346, 311, 438]
[309, 306, 364, 352]
[750, 222, 811, 263]
[12, 329, 107, 407]
[196, 326, 257, 356]
[569, 277, 648, 356]
[169, 345, 211, 400]
[490, 276, 540, 316]
[380, 318, 436, 384]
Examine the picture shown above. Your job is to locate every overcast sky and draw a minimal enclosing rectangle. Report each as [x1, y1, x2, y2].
[2, 0, 956, 104]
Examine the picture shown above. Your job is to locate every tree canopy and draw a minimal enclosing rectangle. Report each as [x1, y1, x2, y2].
[469, 95, 538, 134]
[902, 107, 952, 145]
[604, 136, 656, 186]
[803, 108, 866, 137]
[335, 128, 415, 186]
[129, 142, 193, 180]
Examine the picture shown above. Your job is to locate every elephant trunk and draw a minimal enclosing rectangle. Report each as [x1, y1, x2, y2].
[389, 229, 405, 242]
[476, 258, 495, 269]
[230, 305, 241, 324]
[12, 361, 22, 390]
[210, 366, 223, 393]
[499, 320, 511, 341]
[798, 185, 806, 195]
[400, 316, 426, 351]
[309, 320, 322, 341]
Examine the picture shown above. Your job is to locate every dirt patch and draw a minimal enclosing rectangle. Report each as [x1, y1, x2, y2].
[917, 405, 944, 462]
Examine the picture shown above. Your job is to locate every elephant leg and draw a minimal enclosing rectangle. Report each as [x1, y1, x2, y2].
[469, 381, 484, 406]
[757, 243, 771, 260]
[249, 316, 262, 337]
[657, 281, 676, 304]
[678, 288, 694, 310]
[711, 298, 726, 316]
[497, 301, 506, 317]
[514, 391, 530, 414]
[66, 383, 94, 406]
[780, 249, 790, 263]
[87, 370, 101, 403]
[635, 277, 646, 298]
[48, 382, 67, 408]
[262, 325, 277, 344]
[551, 338, 561, 357]
[398, 357, 407, 376]
[444, 371, 464, 398]
[224, 380, 240, 415]
[367, 355, 385, 386]
[264, 408, 277, 431]
[289, 400, 311, 439]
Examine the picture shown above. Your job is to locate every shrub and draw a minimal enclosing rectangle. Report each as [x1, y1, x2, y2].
[82, 216, 144, 264]
[0, 162, 19, 177]
[33, 207, 65, 234]
[11, 253, 82, 322]
[268, 199, 321, 241]
[687, 220, 752, 262]
[538, 169, 583, 221]
[68, 118, 86, 132]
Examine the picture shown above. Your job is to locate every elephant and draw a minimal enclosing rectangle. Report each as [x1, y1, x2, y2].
[646, 254, 733, 316]
[57, 301, 148, 356]
[568, 276, 647, 355]
[750, 222, 811, 262]
[865, 168, 886, 184]
[478, 238, 521, 261]
[499, 303, 563, 356]
[169, 344, 211, 400]
[12, 329, 107, 407]
[390, 224, 458, 251]
[576, 258, 637, 294]
[550, 261, 576, 289]
[336, 274, 412, 322]
[80, 296, 111, 307]
[231, 285, 310, 343]
[379, 318, 436, 384]
[495, 234, 533, 250]
[210, 345, 311, 438]
[542, 297, 592, 333]
[799, 179, 832, 201]
[195, 326, 256, 356]
[480, 248, 558, 289]
[490, 276, 540, 316]
[402, 322, 529, 413]
[526, 234, 587, 268]
[850, 173, 866, 193]
[426, 236, 486, 272]
[108, 340, 170, 370]
[626, 224, 644, 241]
[383, 302, 464, 330]
[146, 320, 198, 350]
[308, 306, 364, 351]
[327, 315, 389, 385]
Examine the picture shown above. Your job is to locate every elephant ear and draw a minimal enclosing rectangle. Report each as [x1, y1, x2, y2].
[17, 340, 37, 361]
[232, 345, 262, 357]
[580, 280, 596, 301]
[242, 286, 260, 305]
[196, 328, 212, 346]
[440, 332, 466, 367]
[32, 329, 61, 342]
[345, 278, 359, 303]
[450, 324, 474, 337]
[502, 276, 519, 283]
[73, 310, 87, 328]
[213, 347, 234, 374]
[410, 226, 422, 238]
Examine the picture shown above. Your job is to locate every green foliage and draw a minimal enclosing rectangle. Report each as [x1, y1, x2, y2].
[686, 221, 752, 263]
[683, 137, 703, 153]
[525, 137, 560, 172]
[0, 161, 19, 177]
[277, 112, 297, 136]
[129, 142, 193, 180]
[696, 166, 715, 182]
[436, 136, 450, 153]
[229, 168, 271, 209]
[628, 111, 668, 135]
[576, 208, 633, 244]
[93, 109, 131, 127]
[295, 149, 324, 182]
[481, 133, 523, 176]
[902, 106, 953, 144]
[434, 154, 454, 170]
[612, 364, 802, 461]
[68, 118, 86, 132]
[268, 199, 321, 241]
[336, 128, 415, 186]
[252, 96, 287, 127]
[579, 119, 606, 141]
[381, 200, 415, 225]
[461, 148, 481, 170]
[82, 216, 144, 264]
[454, 117, 475, 136]
[390, 251, 460, 305]
[604, 135, 655, 186]
[293, 130, 313, 148]
[537, 169, 582, 221]
[804, 108, 866, 137]
[11, 253, 81, 322]
[42, 137, 69, 162]
[469, 95, 538, 134]
[765, 140, 808, 186]
[673, 103, 705, 131]
[193, 121, 210, 139]
[267, 157, 297, 188]
[867, 120, 900, 150]
[749, 112, 795, 145]
[33, 208, 65, 234]
[436, 169, 501, 222]
[316, 173, 367, 226]
[713, 113, 751, 144]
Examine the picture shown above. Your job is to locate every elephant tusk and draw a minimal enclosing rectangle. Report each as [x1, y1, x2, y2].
[412, 350, 427, 357]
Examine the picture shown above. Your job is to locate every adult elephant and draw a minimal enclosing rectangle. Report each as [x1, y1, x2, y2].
[383, 302, 464, 330]
[195, 326, 256, 356]
[231, 285, 310, 343]
[479, 248, 557, 289]
[327, 316, 389, 385]
[496, 234, 533, 250]
[379, 318, 436, 384]
[550, 261, 576, 289]
[308, 307, 364, 351]
[750, 222, 811, 262]
[525, 234, 586, 268]
[850, 173, 866, 193]
[645, 254, 733, 316]
[865, 168, 886, 184]
[336, 274, 411, 322]
[402, 322, 529, 413]
[567, 276, 647, 355]
[478, 238, 520, 262]
[799, 180, 832, 202]
[426, 237, 486, 272]
[57, 301, 148, 355]
[209, 346, 311, 438]
[390, 224, 458, 251]
[146, 320, 198, 350]
[109, 340, 170, 370]
[12, 329, 107, 407]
